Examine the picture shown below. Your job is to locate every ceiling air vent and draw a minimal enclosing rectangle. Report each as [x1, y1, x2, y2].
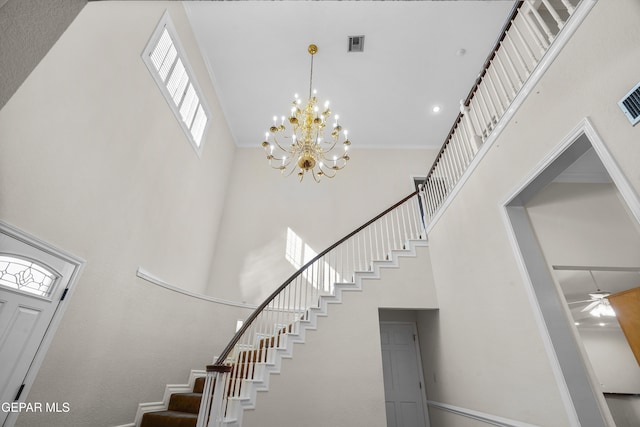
[348, 36, 365, 53]
[618, 81, 640, 126]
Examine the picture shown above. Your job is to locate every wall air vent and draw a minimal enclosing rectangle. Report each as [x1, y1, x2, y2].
[348, 36, 365, 53]
[618, 81, 640, 126]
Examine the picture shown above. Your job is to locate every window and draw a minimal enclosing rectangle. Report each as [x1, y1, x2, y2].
[143, 11, 210, 155]
[0, 255, 57, 297]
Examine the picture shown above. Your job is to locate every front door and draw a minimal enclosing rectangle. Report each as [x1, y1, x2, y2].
[380, 322, 429, 427]
[0, 225, 81, 426]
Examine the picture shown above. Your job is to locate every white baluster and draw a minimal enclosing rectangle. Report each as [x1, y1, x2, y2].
[504, 31, 530, 77]
[522, 3, 551, 50]
[487, 66, 507, 115]
[425, 180, 436, 220]
[476, 87, 493, 134]
[374, 221, 381, 261]
[460, 101, 483, 151]
[481, 81, 498, 128]
[560, 0, 575, 15]
[445, 139, 460, 183]
[495, 49, 518, 98]
[441, 154, 454, 193]
[540, 0, 565, 30]
[526, 0, 554, 43]
[511, 14, 538, 66]
[453, 131, 469, 168]
[401, 203, 409, 245]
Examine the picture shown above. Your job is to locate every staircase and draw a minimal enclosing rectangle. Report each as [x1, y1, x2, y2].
[140, 376, 205, 427]
[130, 191, 429, 427]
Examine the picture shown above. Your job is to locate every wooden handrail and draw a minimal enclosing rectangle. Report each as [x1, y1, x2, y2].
[210, 190, 419, 367]
[423, 1, 524, 185]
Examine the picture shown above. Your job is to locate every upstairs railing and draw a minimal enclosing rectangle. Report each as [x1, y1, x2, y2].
[197, 1, 585, 425]
[422, 0, 581, 222]
[197, 190, 428, 427]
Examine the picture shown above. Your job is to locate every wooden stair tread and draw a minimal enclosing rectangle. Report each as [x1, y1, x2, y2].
[168, 392, 202, 414]
[141, 410, 197, 427]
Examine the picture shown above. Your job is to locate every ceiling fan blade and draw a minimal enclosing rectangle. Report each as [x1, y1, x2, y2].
[568, 299, 592, 305]
[581, 301, 600, 313]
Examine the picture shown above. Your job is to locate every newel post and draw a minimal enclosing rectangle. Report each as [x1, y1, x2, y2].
[197, 365, 232, 427]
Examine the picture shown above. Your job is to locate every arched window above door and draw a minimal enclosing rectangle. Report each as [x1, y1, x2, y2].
[0, 255, 58, 297]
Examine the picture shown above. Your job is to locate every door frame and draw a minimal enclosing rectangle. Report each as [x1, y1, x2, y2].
[380, 321, 431, 427]
[501, 118, 640, 427]
[0, 221, 85, 426]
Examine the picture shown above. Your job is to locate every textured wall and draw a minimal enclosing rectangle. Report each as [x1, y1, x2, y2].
[0, 2, 240, 425]
[0, 0, 87, 109]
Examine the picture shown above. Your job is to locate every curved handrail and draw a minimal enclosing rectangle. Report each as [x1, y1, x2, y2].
[210, 190, 419, 368]
[423, 1, 524, 185]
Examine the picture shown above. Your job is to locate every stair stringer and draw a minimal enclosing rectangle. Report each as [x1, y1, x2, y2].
[222, 238, 430, 427]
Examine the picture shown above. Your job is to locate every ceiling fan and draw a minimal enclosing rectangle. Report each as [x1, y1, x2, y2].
[567, 271, 616, 317]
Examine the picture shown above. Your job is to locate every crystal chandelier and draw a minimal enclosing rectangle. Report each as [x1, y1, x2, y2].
[261, 44, 351, 182]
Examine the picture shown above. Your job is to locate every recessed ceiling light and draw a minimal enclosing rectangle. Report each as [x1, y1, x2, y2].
[456, 48, 466, 57]
[432, 106, 441, 113]
[599, 322, 606, 327]
[574, 322, 580, 326]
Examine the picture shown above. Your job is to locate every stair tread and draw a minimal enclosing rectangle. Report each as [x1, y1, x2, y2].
[143, 410, 197, 418]
[141, 410, 197, 427]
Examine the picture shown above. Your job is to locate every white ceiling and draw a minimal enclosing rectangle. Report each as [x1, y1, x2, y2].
[555, 268, 640, 328]
[184, 1, 515, 149]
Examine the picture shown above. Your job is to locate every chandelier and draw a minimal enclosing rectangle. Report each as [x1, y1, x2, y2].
[261, 44, 351, 182]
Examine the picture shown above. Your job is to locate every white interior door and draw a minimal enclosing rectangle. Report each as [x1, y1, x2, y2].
[0, 225, 81, 426]
[380, 322, 429, 427]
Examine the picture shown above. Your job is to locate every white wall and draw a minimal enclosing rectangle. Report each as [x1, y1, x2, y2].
[579, 328, 640, 394]
[207, 147, 435, 304]
[419, 0, 640, 426]
[0, 2, 246, 425]
[527, 182, 640, 268]
[241, 244, 437, 427]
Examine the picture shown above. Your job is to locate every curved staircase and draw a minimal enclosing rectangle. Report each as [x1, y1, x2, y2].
[129, 190, 429, 427]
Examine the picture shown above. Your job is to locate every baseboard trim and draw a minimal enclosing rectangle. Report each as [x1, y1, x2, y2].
[136, 267, 257, 309]
[426, 401, 539, 427]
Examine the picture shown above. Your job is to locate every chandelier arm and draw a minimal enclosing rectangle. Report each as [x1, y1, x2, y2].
[270, 135, 295, 155]
[320, 140, 339, 153]
[319, 149, 348, 164]
[319, 164, 336, 178]
[283, 163, 298, 177]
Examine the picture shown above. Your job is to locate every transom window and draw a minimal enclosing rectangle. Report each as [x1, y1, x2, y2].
[0, 255, 57, 297]
[143, 11, 210, 156]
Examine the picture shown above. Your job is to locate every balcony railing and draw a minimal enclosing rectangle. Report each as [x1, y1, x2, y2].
[421, 0, 583, 222]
